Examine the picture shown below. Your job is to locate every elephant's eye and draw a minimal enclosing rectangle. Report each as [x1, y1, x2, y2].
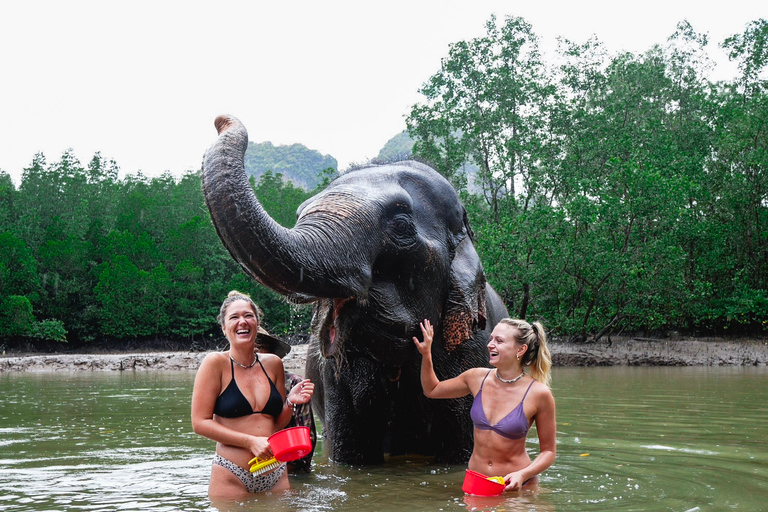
[389, 215, 415, 238]
[382, 214, 417, 253]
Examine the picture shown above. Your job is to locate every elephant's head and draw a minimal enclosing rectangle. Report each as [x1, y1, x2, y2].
[202, 115, 488, 369]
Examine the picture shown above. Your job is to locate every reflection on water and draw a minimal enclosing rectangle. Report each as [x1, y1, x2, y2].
[1, 367, 766, 511]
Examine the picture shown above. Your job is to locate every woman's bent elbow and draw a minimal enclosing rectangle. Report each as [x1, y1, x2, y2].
[191, 418, 207, 436]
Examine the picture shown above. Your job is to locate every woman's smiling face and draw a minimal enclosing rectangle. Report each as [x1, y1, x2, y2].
[221, 299, 259, 345]
[487, 322, 521, 365]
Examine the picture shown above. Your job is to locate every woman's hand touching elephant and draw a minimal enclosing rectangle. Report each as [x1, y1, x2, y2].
[288, 379, 314, 406]
[412, 319, 434, 356]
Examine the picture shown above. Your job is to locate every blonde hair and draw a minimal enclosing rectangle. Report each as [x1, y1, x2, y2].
[498, 318, 552, 387]
[217, 290, 263, 326]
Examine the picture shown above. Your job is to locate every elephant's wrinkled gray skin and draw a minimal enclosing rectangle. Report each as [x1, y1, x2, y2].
[202, 115, 508, 464]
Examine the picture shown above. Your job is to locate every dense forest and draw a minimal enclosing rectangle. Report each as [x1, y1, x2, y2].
[0, 158, 327, 349]
[407, 16, 768, 341]
[1, 15, 766, 350]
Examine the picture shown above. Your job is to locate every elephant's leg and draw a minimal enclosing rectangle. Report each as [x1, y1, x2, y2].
[322, 356, 390, 464]
[387, 363, 433, 457]
[388, 364, 474, 463]
[428, 396, 475, 463]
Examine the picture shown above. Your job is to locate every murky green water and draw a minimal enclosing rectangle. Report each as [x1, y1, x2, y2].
[0, 367, 766, 511]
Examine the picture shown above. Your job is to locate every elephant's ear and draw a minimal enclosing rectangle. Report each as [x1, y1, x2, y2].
[442, 237, 488, 351]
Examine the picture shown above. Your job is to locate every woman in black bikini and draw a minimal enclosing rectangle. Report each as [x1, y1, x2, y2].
[191, 291, 314, 499]
[413, 318, 556, 492]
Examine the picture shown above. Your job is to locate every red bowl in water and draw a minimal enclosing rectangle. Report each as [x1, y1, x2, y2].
[462, 469, 505, 496]
[268, 426, 312, 462]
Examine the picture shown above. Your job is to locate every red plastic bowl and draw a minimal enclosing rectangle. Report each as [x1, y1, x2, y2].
[268, 426, 312, 462]
[462, 469, 505, 496]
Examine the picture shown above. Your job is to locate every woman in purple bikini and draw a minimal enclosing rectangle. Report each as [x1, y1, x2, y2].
[413, 318, 556, 492]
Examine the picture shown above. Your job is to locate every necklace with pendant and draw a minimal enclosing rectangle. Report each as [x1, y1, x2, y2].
[230, 353, 258, 369]
[495, 370, 525, 384]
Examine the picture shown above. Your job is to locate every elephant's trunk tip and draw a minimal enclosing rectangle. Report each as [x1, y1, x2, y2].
[214, 115, 236, 135]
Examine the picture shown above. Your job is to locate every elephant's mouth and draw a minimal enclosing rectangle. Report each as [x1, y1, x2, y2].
[314, 296, 414, 368]
[316, 297, 354, 358]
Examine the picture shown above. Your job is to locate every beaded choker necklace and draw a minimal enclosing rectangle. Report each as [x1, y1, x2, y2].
[230, 354, 258, 369]
[495, 370, 524, 384]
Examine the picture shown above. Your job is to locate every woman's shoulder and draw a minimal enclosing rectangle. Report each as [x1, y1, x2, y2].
[258, 352, 282, 364]
[200, 350, 229, 368]
[461, 367, 490, 380]
[258, 352, 284, 371]
[463, 367, 492, 389]
[528, 378, 555, 405]
[194, 351, 229, 381]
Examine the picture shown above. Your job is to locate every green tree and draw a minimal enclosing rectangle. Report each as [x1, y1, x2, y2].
[0, 295, 35, 338]
[408, 15, 558, 319]
[94, 255, 171, 338]
[0, 231, 39, 301]
[0, 231, 66, 342]
[254, 171, 311, 228]
[545, 24, 716, 338]
[408, 15, 553, 215]
[700, 19, 768, 331]
[0, 171, 15, 230]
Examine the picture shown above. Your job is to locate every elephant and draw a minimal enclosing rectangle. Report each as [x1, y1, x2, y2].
[201, 115, 508, 464]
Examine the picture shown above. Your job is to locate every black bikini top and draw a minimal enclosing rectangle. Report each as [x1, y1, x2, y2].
[213, 355, 283, 419]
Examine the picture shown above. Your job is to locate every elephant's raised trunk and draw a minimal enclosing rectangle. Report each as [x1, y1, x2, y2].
[201, 115, 373, 299]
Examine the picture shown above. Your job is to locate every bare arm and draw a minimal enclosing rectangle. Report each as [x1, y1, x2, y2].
[504, 385, 557, 491]
[412, 319, 473, 399]
[267, 355, 294, 430]
[270, 359, 315, 430]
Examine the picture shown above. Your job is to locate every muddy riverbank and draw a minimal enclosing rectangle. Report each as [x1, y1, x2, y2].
[2, 336, 767, 372]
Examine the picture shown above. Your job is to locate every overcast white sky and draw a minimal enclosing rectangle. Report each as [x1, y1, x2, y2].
[1, 0, 764, 186]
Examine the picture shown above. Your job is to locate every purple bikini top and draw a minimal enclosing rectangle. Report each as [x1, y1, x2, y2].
[470, 370, 534, 440]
